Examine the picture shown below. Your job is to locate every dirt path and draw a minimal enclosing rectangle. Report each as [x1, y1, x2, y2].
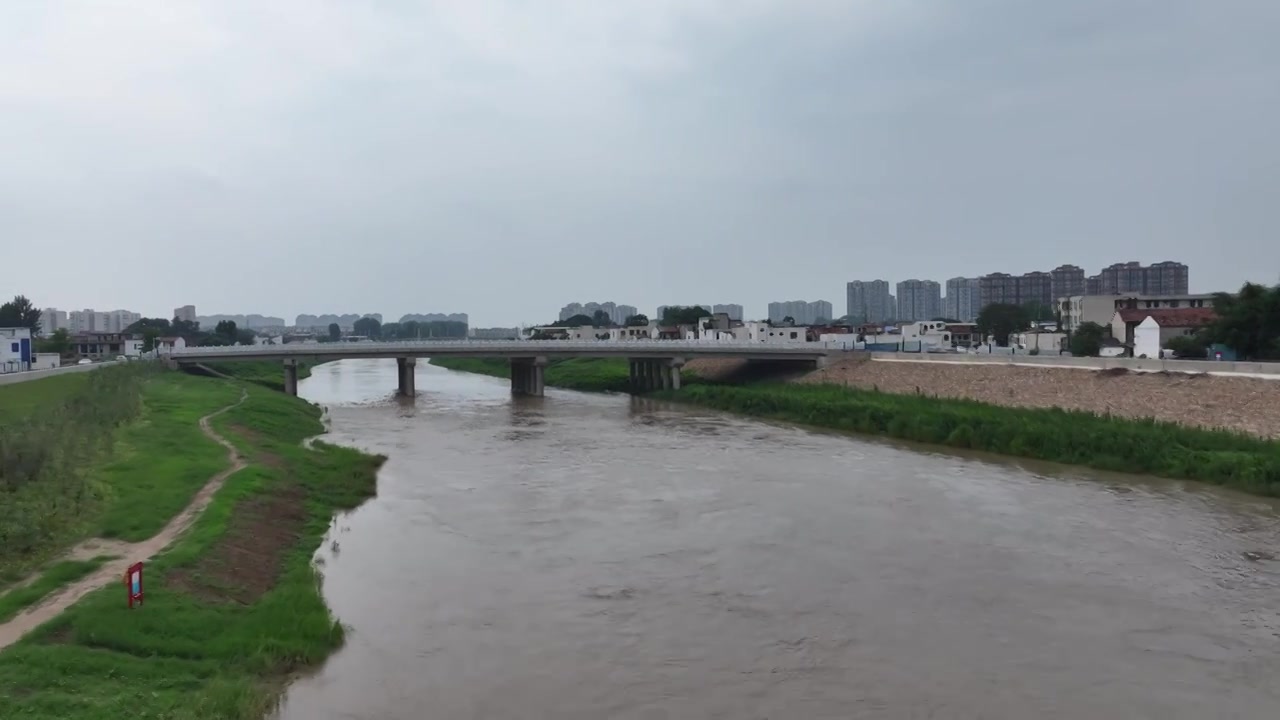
[0, 390, 249, 652]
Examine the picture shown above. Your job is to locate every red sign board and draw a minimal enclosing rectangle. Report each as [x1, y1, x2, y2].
[125, 562, 144, 608]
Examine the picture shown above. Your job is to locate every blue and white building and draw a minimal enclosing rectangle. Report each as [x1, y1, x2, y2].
[0, 327, 34, 373]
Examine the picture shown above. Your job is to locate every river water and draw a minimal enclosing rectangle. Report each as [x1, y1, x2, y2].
[276, 359, 1280, 719]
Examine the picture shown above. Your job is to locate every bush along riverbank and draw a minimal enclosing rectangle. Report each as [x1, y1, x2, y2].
[429, 356, 705, 392]
[0, 372, 384, 718]
[664, 383, 1280, 496]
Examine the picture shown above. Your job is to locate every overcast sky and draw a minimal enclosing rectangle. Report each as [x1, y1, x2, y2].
[3, 1, 1277, 326]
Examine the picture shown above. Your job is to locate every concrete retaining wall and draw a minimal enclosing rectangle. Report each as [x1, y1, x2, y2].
[862, 351, 1280, 378]
[0, 360, 121, 386]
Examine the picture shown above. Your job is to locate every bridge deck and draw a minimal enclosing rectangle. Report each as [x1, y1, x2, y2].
[169, 340, 834, 363]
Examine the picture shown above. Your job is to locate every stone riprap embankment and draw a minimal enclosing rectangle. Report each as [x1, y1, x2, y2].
[797, 356, 1280, 439]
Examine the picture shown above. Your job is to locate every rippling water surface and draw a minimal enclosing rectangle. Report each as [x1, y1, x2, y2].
[275, 359, 1280, 719]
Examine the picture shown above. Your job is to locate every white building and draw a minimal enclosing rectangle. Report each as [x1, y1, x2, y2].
[155, 336, 188, 355]
[0, 327, 34, 373]
[174, 305, 197, 323]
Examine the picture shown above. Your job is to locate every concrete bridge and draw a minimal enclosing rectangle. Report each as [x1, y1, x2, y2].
[169, 340, 832, 397]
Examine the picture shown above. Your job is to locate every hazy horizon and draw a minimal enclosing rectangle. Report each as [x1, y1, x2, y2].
[5, 1, 1277, 327]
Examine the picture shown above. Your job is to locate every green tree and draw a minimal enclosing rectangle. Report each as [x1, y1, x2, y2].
[1022, 301, 1054, 323]
[1164, 333, 1209, 359]
[35, 328, 70, 355]
[976, 303, 1030, 346]
[126, 318, 172, 335]
[0, 295, 42, 335]
[1069, 321, 1108, 357]
[380, 321, 401, 339]
[660, 306, 709, 325]
[327, 323, 341, 342]
[591, 309, 612, 327]
[562, 314, 594, 327]
[1202, 283, 1280, 360]
[141, 328, 161, 353]
[624, 313, 650, 327]
[214, 320, 238, 341]
[353, 316, 382, 338]
[782, 315, 796, 326]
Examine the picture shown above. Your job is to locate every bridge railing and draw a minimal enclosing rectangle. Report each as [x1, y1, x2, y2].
[170, 339, 833, 356]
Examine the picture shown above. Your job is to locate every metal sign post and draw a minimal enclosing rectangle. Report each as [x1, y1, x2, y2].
[125, 562, 144, 608]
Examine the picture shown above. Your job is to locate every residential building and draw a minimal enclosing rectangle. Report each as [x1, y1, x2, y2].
[978, 271, 1052, 309]
[69, 309, 110, 334]
[712, 304, 744, 321]
[845, 280, 893, 323]
[978, 272, 1019, 308]
[895, 280, 942, 322]
[470, 327, 520, 340]
[1049, 265, 1086, 300]
[39, 308, 68, 336]
[767, 300, 831, 325]
[0, 327, 34, 373]
[1089, 261, 1190, 296]
[1011, 330, 1067, 354]
[1109, 307, 1215, 351]
[1019, 271, 1053, 308]
[943, 278, 980, 322]
[1113, 293, 1215, 312]
[557, 302, 640, 325]
[70, 332, 144, 360]
[174, 305, 197, 323]
[107, 310, 141, 333]
[1058, 295, 1122, 333]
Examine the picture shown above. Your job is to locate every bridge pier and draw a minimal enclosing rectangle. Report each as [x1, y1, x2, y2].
[510, 357, 546, 397]
[283, 359, 299, 396]
[396, 357, 417, 397]
[627, 358, 683, 394]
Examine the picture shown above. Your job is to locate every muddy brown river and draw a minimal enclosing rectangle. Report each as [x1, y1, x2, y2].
[275, 359, 1280, 719]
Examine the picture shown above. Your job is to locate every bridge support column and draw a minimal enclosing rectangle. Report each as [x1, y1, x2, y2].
[511, 358, 544, 397]
[668, 358, 685, 391]
[283, 359, 298, 396]
[396, 357, 416, 397]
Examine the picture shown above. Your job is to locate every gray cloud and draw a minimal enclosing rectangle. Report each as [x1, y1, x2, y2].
[3, 0, 1276, 325]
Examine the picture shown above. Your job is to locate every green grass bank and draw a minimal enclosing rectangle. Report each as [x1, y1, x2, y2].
[431, 356, 1280, 496]
[201, 360, 313, 393]
[0, 371, 384, 718]
[665, 383, 1280, 496]
[0, 557, 113, 624]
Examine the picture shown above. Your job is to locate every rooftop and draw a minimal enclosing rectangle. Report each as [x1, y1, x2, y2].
[1116, 308, 1216, 326]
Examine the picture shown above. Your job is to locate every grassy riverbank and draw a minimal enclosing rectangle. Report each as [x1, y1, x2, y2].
[0, 371, 384, 718]
[0, 365, 202, 585]
[202, 360, 313, 393]
[429, 357, 1280, 495]
[667, 383, 1280, 496]
[0, 557, 112, 624]
[430, 356, 706, 392]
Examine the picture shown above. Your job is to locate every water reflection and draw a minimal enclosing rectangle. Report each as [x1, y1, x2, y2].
[276, 359, 1280, 720]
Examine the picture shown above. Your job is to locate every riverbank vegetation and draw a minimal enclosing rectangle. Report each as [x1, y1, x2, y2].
[0, 373, 384, 718]
[430, 356, 641, 392]
[666, 383, 1280, 495]
[201, 360, 313, 392]
[0, 365, 192, 584]
[0, 557, 112, 623]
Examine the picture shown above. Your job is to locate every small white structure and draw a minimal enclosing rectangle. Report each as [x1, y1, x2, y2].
[33, 353, 60, 370]
[1132, 316, 1161, 359]
[155, 336, 188, 355]
[0, 327, 34, 373]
